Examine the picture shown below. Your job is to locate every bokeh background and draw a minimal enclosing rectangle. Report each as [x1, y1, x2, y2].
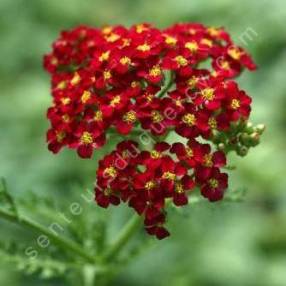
[1, 0, 286, 285]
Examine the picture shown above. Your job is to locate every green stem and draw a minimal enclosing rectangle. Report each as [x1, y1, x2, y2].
[157, 71, 174, 98]
[0, 178, 20, 219]
[102, 214, 142, 262]
[82, 265, 98, 286]
[0, 208, 96, 263]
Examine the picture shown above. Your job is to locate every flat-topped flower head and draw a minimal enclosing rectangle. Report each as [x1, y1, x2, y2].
[43, 22, 260, 240]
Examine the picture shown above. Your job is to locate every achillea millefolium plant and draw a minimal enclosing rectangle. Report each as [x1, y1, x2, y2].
[43, 23, 264, 240]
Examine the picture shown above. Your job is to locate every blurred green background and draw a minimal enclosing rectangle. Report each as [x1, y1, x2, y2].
[0, 0, 286, 285]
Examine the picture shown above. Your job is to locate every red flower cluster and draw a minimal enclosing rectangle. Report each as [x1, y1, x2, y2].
[95, 140, 228, 239]
[44, 23, 256, 239]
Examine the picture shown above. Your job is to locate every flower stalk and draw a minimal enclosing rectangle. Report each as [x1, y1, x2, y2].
[0, 207, 96, 263]
[102, 214, 142, 262]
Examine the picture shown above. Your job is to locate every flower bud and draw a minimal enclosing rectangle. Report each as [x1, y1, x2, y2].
[218, 143, 225, 151]
[255, 124, 266, 135]
[249, 132, 260, 146]
[236, 145, 249, 157]
[239, 133, 250, 145]
[245, 122, 254, 134]
[211, 131, 224, 144]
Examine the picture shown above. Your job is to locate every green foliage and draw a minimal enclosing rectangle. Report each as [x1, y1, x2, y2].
[0, 178, 249, 285]
[0, 178, 19, 217]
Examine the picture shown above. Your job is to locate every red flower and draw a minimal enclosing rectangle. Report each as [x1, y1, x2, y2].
[71, 123, 106, 158]
[170, 139, 204, 168]
[138, 100, 174, 135]
[95, 187, 120, 208]
[131, 169, 165, 219]
[146, 224, 170, 240]
[162, 50, 191, 75]
[47, 128, 69, 154]
[114, 105, 138, 135]
[193, 79, 225, 110]
[200, 168, 228, 201]
[226, 45, 257, 71]
[223, 81, 252, 121]
[44, 22, 257, 239]
[172, 175, 195, 206]
[132, 37, 163, 59]
[137, 142, 171, 169]
[138, 63, 164, 84]
[194, 144, 227, 182]
[159, 156, 187, 193]
[175, 103, 208, 138]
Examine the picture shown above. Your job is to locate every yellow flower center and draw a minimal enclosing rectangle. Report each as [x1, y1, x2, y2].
[208, 178, 219, 189]
[102, 26, 112, 35]
[137, 43, 151, 52]
[80, 132, 93, 145]
[150, 150, 162, 159]
[208, 27, 220, 37]
[120, 56, 131, 65]
[201, 38, 213, 47]
[110, 95, 121, 107]
[103, 188, 112, 196]
[182, 113, 196, 126]
[175, 183, 184, 193]
[51, 57, 58, 65]
[201, 88, 215, 101]
[136, 24, 148, 33]
[231, 99, 240, 110]
[121, 150, 129, 159]
[131, 81, 140, 88]
[175, 55, 188, 67]
[61, 97, 71, 105]
[81, 90, 91, 103]
[105, 33, 120, 42]
[165, 35, 177, 45]
[175, 100, 182, 106]
[208, 117, 217, 129]
[94, 111, 103, 121]
[186, 147, 193, 158]
[228, 47, 242, 60]
[185, 41, 198, 52]
[104, 166, 117, 178]
[151, 111, 164, 123]
[146, 94, 153, 102]
[145, 180, 156, 190]
[103, 70, 112, 80]
[162, 171, 176, 181]
[189, 28, 196, 35]
[62, 114, 70, 123]
[212, 71, 218, 77]
[56, 81, 67, 90]
[203, 154, 213, 167]
[123, 111, 137, 123]
[56, 131, 65, 143]
[122, 38, 131, 47]
[70, 72, 81, 85]
[99, 51, 110, 62]
[149, 65, 162, 77]
[187, 76, 198, 88]
[220, 60, 230, 70]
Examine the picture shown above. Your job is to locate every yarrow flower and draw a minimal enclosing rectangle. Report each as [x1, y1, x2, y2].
[44, 23, 262, 239]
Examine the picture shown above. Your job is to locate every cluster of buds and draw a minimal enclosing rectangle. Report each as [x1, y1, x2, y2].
[213, 121, 265, 157]
[44, 23, 261, 239]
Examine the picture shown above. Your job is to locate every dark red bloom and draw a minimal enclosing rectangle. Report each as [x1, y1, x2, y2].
[44, 22, 257, 239]
[199, 168, 228, 201]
